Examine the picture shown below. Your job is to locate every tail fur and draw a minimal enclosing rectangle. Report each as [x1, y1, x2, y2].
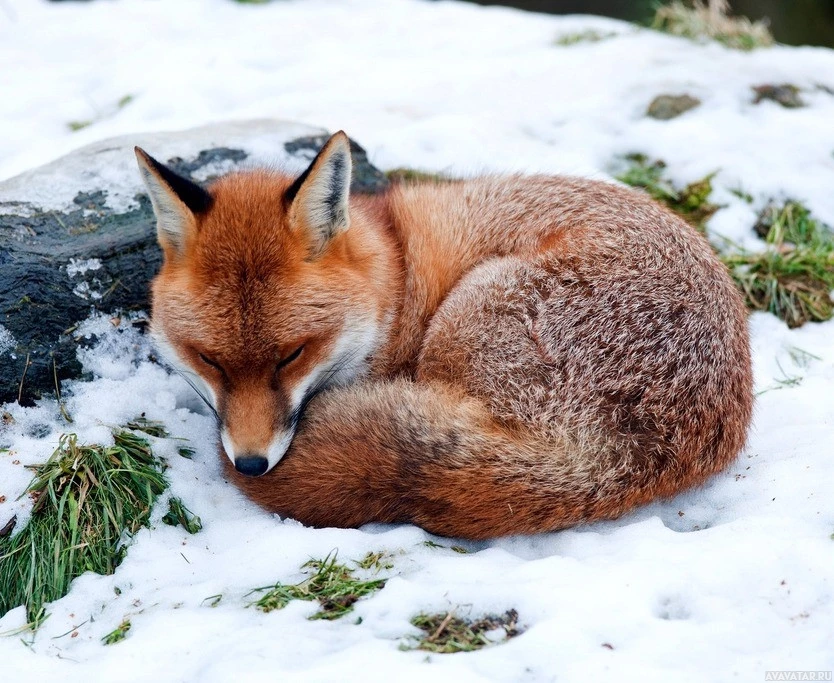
[225, 375, 743, 540]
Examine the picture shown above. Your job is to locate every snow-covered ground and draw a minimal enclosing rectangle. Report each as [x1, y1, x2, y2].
[2, 0, 834, 680]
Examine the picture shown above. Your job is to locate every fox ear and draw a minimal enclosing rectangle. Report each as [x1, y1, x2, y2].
[285, 131, 352, 256]
[134, 147, 212, 258]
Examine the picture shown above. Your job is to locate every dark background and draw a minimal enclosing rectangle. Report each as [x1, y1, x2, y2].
[463, 0, 834, 48]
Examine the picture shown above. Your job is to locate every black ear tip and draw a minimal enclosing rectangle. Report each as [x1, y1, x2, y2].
[135, 147, 164, 173]
[138, 151, 213, 215]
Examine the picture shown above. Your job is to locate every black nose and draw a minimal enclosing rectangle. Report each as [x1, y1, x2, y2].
[234, 455, 269, 477]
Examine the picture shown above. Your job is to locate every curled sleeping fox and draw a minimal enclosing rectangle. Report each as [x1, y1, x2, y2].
[136, 131, 752, 540]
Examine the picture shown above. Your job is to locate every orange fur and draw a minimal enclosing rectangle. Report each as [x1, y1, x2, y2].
[138, 132, 753, 539]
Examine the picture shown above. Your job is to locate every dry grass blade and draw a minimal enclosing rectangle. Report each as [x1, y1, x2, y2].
[0, 430, 167, 627]
[652, 0, 773, 50]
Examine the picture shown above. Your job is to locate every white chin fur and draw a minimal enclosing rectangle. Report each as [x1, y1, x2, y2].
[265, 430, 295, 470]
[220, 429, 235, 465]
[220, 427, 294, 472]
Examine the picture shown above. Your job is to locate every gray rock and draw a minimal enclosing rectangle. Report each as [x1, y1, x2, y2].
[752, 84, 805, 108]
[646, 94, 701, 120]
[0, 120, 389, 405]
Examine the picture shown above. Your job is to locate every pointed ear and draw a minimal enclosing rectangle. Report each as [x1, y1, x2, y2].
[134, 147, 212, 258]
[285, 131, 352, 257]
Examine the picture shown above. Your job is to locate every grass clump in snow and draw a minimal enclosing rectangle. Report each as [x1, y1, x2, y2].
[161, 497, 202, 534]
[177, 446, 196, 459]
[101, 618, 131, 645]
[616, 154, 719, 232]
[125, 414, 169, 438]
[721, 201, 834, 327]
[354, 550, 395, 571]
[651, 0, 773, 50]
[752, 201, 831, 245]
[249, 552, 387, 621]
[385, 168, 451, 184]
[554, 29, 616, 46]
[67, 120, 93, 132]
[403, 609, 522, 654]
[0, 430, 167, 627]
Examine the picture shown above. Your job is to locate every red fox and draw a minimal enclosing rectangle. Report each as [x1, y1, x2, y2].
[135, 131, 753, 539]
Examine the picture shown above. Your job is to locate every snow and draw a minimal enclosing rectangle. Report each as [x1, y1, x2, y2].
[0, 326, 15, 357]
[0, 119, 323, 214]
[67, 259, 105, 300]
[65, 258, 102, 278]
[1, 0, 833, 680]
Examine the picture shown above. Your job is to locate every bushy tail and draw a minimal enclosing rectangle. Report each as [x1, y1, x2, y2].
[225, 379, 717, 539]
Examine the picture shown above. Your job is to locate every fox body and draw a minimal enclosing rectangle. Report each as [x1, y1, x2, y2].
[136, 132, 752, 540]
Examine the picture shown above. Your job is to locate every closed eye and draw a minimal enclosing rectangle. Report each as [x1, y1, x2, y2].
[276, 345, 304, 372]
[199, 353, 224, 374]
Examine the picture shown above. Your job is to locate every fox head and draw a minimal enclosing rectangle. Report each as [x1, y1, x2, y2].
[136, 132, 390, 476]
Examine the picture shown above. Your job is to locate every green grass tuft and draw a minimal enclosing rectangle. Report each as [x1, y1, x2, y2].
[403, 609, 521, 654]
[161, 497, 202, 534]
[125, 415, 169, 438]
[385, 168, 451, 184]
[422, 540, 446, 549]
[354, 550, 394, 571]
[554, 29, 616, 46]
[202, 594, 223, 607]
[67, 120, 93, 132]
[0, 431, 167, 627]
[720, 201, 834, 327]
[729, 187, 754, 204]
[249, 552, 387, 620]
[651, 0, 773, 51]
[616, 154, 719, 232]
[101, 618, 131, 645]
[752, 201, 832, 246]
